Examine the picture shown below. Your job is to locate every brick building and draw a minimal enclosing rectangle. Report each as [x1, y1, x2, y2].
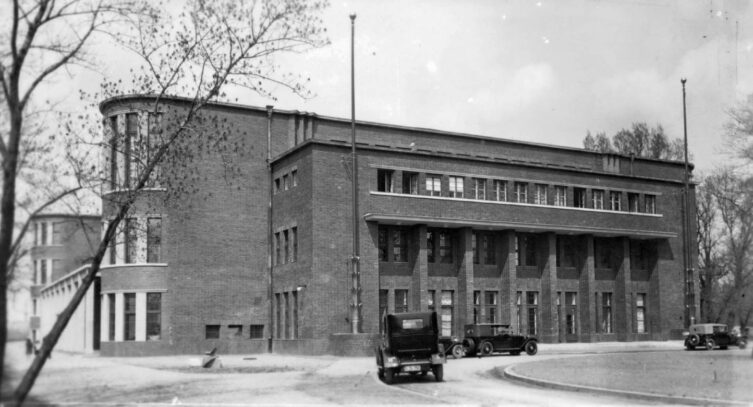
[94, 94, 697, 356]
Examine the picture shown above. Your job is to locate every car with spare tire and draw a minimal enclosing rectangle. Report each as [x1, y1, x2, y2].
[375, 311, 446, 384]
[684, 323, 747, 350]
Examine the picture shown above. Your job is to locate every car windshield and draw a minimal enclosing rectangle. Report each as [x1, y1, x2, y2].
[713, 325, 727, 333]
[401, 319, 424, 330]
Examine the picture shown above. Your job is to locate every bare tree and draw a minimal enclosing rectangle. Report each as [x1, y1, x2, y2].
[583, 122, 685, 160]
[10, 0, 328, 404]
[696, 175, 726, 322]
[725, 94, 753, 166]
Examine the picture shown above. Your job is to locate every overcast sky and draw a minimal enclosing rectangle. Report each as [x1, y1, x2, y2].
[60, 0, 753, 172]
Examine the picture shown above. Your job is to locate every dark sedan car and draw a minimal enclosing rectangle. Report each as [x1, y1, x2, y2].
[375, 312, 446, 384]
[462, 323, 538, 357]
[684, 323, 747, 350]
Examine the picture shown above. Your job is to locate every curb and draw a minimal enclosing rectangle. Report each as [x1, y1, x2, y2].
[500, 363, 748, 406]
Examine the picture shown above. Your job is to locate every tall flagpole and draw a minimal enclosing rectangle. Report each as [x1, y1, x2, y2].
[681, 78, 693, 327]
[349, 13, 361, 334]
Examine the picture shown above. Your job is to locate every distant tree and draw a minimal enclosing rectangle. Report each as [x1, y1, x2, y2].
[696, 175, 726, 322]
[724, 94, 753, 165]
[583, 122, 685, 160]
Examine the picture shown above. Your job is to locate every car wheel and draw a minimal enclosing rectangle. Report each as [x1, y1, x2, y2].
[688, 334, 700, 346]
[432, 364, 444, 382]
[451, 344, 465, 359]
[384, 368, 395, 385]
[525, 341, 538, 356]
[705, 338, 715, 350]
[377, 367, 384, 380]
[480, 341, 493, 356]
[464, 338, 476, 356]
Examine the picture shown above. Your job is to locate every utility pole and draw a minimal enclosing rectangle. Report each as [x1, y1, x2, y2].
[349, 13, 361, 334]
[681, 78, 694, 327]
[266, 105, 275, 351]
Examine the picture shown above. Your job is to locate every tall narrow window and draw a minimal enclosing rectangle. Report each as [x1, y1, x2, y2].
[609, 191, 621, 211]
[556, 236, 576, 268]
[34, 222, 40, 246]
[554, 186, 567, 206]
[573, 187, 586, 208]
[109, 116, 119, 190]
[427, 231, 436, 263]
[291, 170, 298, 187]
[483, 234, 495, 265]
[292, 291, 299, 339]
[516, 291, 522, 332]
[40, 260, 47, 284]
[125, 113, 137, 188]
[439, 231, 453, 263]
[526, 292, 539, 335]
[378, 228, 388, 262]
[473, 178, 486, 200]
[472, 233, 479, 264]
[402, 172, 418, 194]
[284, 292, 290, 339]
[275, 293, 282, 338]
[448, 176, 463, 198]
[283, 174, 290, 191]
[392, 229, 408, 262]
[108, 293, 116, 341]
[51, 222, 62, 244]
[601, 293, 612, 334]
[517, 234, 538, 267]
[283, 230, 289, 265]
[493, 180, 507, 201]
[125, 218, 137, 264]
[291, 227, 298, 263]
[636, 293, 647, 333]
[146, 292, 161, 340]
[274, 232, 281, 266]
[427, 290, 436, 312]
[628, 193, 640, 213]
[440, 291, 454, 336]
[473, 291, 481, 323]
[124, 293, 136, 341]
[147, 112, 163, 187]
[377, 169, 394, 192]
[485, 291, 498, 323]
[394, 289, 409, 313]
[514, 182, 527, 203]
[426, 175, 441, 196]
[40, 222, 48, 245]
[645, 195, 656, 214]
[592, 190, 605, 209]
[379, 289, 389, 333]
[594, 238, 613, 269]
[565, 292, 577, 335]
[534, 184, 548, 205]
[147, 217, 162, 263]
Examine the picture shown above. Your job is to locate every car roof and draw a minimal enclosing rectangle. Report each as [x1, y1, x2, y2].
[691, 323, 726, 328]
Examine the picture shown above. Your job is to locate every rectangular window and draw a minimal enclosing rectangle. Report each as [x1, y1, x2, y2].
[109, 116, 119, 190]
[483, 233, 495, 265]
[283, 230, 289, 265]
[517, 234, 538, 267]
[108, 293, 116, 341]
[125, 218, 137, 264]
[592, 189, 605, 210]
[472, 233, 479, 264]
[439, 231, 453, 263]
[427, 231, 435, 263]
[427, 290, 436, 312]
[147, 217, 162, 263]
[249, 325, 264, 339]
[274, 232, 281, 266]
[556, 236, 577, 268]
[565, 292, 577, 335]
[274, 178, 280, 194]
[41, 222, 48, 245]
[426, 175, 442, 196]
[516, 291, 522, 332]
[440, 291, 454, 336]
[125, 113, 138, 187]
[534, 184, 548, 205]
[645, 195, 656, 214]
[205, 325, 220, 339]
[636, 293, 647, 333]
[392, 229, 408, 262]
[292, 291, 298, 339]
[402, 172, 418, 194]
[34, 222, 40, 246]
[628, 193, 640, 213]
[275, 293, 282, 338]
[448, 176, 464, 198]
[527, 291, 538, 335]
[283, 174, 290, 191]
[630, 240, 651, 271]
[601, 293, 613, 334]
[609, 191, 621, 211]
[146, 292, 161, 340]
[554, 186, 566, 206]
[284, 292, 290, 339]
[51, 222, 62, 245]
[493, 180, 506, 201]
[378, 228, 388, 262]
[472, 290, 481, 323]
[147, 112, 163, 186]
[594, 238, 613, 269]
[472, 178, 486, 200]
[291, 227, 297, 263]
[573, 187, 586, 208]
[514, 182, 527, 203]
[124, 293, 136, 341]
[485, 291, 498, 323]
[395, 289, 409, 313]
[379, 289, 389, 332]
[40, 260, 47, 284]
[291, 170, 298, 187]
[377, 169, 394, 192]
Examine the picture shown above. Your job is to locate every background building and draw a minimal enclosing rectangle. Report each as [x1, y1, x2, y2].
[91, 95, 698, 356]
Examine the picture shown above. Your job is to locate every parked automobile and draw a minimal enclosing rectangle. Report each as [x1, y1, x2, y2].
[439, 336, 465, 359]
[684, 323, 747, 350]
[462, 323, 538, 357]
[375, 312, 446, 384]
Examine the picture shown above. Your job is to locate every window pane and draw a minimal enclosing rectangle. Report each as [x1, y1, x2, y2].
[147, 218, 162, 263]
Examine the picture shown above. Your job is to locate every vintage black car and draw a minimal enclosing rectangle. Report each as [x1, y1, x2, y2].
[684, 323, 747, 350]
[375, 312, 446, 384]
[462, 323, 538, 356]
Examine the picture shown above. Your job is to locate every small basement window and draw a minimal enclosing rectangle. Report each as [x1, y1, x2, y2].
[205, 325, 220, 339]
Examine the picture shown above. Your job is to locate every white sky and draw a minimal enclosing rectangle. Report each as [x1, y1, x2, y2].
[46, 0, 753, 172]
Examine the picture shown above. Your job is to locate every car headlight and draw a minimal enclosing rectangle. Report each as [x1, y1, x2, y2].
[384, 356, 399, 367]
